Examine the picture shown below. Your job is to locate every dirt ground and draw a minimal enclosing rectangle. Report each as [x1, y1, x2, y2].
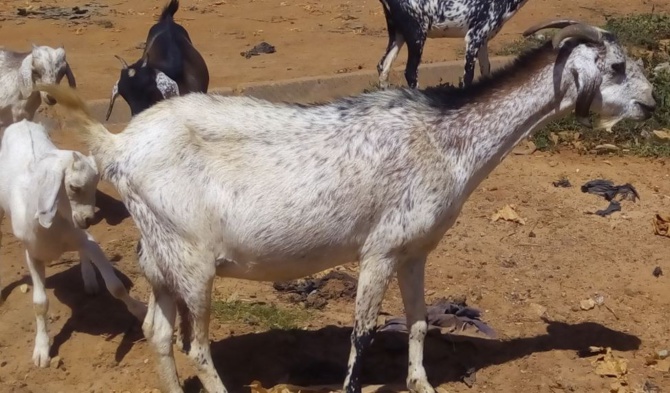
[2, 0, 670, 392]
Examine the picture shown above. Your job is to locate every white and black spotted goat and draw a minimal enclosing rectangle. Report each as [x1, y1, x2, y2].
[377, 0, 530, 88]
[39, 19, 655, 393]
[0, 45, 76, 128]
[106, 0, 209, 120]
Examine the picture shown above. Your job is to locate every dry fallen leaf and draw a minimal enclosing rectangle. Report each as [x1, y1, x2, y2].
[512, 140, 537, 155]
[592, 348, 628, 378]
[652, 129, 670, 142]
[247, 381, 389, 393]
[652, 214, 670, 237]
[491, 204, 525, 225]
[655, 358, 670, 373]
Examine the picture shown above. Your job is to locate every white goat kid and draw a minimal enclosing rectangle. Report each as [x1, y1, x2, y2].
[0, 120, 146, 368]
[40, 20, 655, 393]
[0, 45, 76, 129]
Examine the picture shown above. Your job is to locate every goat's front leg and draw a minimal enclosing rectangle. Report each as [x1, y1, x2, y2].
[79, 251, 100, 295]
[180, 273, 227, 393]
[343, 255, 398, 393]
[397, 256, 435, 393]
[377, 9, 405, 89]
[25, 251, 50, 367]
[81, 232, 147, 321]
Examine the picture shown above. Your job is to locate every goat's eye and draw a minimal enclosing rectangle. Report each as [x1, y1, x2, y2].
[70, 185, 82, 193]
[611, 62, 626, 75]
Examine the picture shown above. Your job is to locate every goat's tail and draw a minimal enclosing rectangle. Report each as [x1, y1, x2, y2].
[34, 84, 113, 153]
[160, 0, 179, 21]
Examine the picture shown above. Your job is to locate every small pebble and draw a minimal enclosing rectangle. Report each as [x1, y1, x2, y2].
[580, 298, 596, 310]
[19, 284, 29, 293]
[658, 349, 669, 359]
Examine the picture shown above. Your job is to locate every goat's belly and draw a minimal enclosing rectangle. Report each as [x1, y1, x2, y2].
[214, 246, 357, 282]
[427, 21, 468, 39]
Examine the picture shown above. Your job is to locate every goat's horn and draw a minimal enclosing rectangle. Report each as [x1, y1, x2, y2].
[522, 19, 582, 37]
[114, 54, 129, 69]
[551, 24, 604, 48]
[64, 62, 77, 88]
[105, 81, 120, 121]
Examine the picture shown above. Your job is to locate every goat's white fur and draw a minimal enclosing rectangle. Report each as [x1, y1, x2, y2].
[0, 120, 146, 368]
[0, 45, 75, 129]
[41, 22, 656, 393]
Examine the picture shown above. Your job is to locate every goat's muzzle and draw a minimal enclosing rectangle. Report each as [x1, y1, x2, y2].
[637, 101, 656, 119]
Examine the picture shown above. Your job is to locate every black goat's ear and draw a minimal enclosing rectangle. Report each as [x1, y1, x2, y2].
[155, 71, 180, 99]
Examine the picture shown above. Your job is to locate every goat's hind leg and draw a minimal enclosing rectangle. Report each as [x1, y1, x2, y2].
[145, 287, 183, 393]
[397, 256, 434, 393]
[343, 255, 398, 393]
[463, 27, 490, 86]
[179, 272, 227, 393]
[25, 251, 50, 367]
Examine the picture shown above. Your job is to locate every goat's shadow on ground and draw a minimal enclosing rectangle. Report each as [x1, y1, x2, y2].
[93, 189, 131, 226]
[183, 319, 641, 393]
[3, 263, 144, 363]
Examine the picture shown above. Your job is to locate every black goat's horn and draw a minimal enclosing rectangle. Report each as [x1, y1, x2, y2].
[114, 55, 129, 69]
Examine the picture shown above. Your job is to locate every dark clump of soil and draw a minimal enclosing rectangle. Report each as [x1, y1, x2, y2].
[273, 271, 357, 309]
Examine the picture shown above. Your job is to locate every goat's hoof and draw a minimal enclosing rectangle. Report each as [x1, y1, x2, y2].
[407, 378, 436, 393]
[32, 346, 50, 368]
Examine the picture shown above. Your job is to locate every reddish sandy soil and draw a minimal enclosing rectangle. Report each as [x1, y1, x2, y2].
[1, 0, 670, 392]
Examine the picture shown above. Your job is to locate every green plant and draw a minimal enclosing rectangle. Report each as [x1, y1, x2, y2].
[211, 300, 311, 330]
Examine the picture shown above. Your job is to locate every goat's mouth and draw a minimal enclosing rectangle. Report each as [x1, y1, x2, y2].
[636, 101, 656, 119]
[75, 216, 93, 229]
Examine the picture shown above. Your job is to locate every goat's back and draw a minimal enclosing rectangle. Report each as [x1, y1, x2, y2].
[0, 120, 55, 211]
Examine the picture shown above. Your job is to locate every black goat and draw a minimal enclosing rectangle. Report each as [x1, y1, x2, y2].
[105, 0, 209, 120]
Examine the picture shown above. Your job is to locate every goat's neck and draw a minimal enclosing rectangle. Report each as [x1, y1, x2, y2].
[439, 63, 574, 199]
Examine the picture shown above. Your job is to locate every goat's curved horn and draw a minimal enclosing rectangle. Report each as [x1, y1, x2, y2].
[105, 81, 119, 121]
[551, 24, 604, 48]
[522, 19, 582, 37]
[64, 62, 76, 88]
[114, 55, 129, 69]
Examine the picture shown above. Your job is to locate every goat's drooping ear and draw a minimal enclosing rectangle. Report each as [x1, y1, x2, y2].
[105, 81, 120, 121]
[18, 55, 34, 98]
[34, 154, 68, 229]
[572, 60, 603, 127]
[63, 62, 77, 88]
[155, 71, 180, 99]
